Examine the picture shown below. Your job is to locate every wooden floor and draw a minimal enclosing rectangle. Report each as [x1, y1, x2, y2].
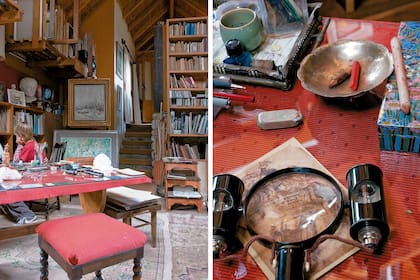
[316, 0, 420, 22]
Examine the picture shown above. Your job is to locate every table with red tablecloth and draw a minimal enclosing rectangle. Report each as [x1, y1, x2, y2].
[0, 168, 151, 240]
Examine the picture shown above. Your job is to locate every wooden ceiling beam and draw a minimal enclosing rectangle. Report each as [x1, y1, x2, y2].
[130, 8, 167, 39]
[174, 0, 207, 18]
[116, 0, 207, 53]
[121, 0, 149, 21]
[127, 0, 165, 33]
[135, 32, 154, 53]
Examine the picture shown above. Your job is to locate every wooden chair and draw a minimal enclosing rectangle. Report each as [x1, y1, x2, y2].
[36, 213, 147, 280]
[28, 197, 60, 220]
[29, 142, 64, 219]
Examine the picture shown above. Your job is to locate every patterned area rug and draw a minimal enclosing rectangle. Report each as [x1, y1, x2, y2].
[0, 203, 208, 280]
[168, 211, 208, 280]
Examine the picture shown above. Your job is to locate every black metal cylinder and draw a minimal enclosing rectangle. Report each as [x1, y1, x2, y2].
[276, 245, 305, 280]
[212, 174, 244, 257]
[346, 164, 390, 250]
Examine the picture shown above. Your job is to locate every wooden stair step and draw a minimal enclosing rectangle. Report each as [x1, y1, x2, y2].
[122, 140, 152, 146]
[125, 131, 151, 137]
[120, 148, 151, 155]
[119, 158, 152, 165]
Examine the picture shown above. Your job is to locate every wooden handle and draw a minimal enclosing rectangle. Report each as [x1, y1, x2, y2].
[390, 37, 410, 114]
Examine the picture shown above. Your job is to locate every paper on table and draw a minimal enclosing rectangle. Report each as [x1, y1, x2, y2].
[116, 168, 145, 176]
[19, 183, 44, 189]
[231, 137, 359, 280]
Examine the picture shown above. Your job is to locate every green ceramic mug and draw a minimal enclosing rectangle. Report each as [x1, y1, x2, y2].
[219, 8, 264, 52]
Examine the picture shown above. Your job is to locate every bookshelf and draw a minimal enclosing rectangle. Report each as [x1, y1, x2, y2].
[164, 16, 208, 210]
[4, 0, 85, 78]
[164, 160, 203, 212]
[165, 16, 208, 161]
[0, 101, 45, 157]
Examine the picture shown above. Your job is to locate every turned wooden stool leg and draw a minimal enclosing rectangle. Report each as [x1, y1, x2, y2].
[40, 249, 48, 280]
[133, 257, 142, 280]
[93, 270, 103, 280]
[151, 210, 157, 247]
[44, 199, 50, 220]
[123, 215, 132, 225]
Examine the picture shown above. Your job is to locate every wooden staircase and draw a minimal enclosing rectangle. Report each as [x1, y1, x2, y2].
[119, 125, 153, 178]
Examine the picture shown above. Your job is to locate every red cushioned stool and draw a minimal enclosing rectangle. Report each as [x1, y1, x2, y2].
[36, 213, 147, 280]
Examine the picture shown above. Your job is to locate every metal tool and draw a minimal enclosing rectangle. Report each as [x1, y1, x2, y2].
[213, 79, 245, 89]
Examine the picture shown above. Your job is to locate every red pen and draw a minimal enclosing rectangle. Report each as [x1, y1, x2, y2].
[349, 61, 361, 91]
[213, 92, 255, 102]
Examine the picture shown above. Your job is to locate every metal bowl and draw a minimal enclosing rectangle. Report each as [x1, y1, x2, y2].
[297, 40, 394, 98]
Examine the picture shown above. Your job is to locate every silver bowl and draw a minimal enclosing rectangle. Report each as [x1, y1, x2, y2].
[297, 40, 394, 98]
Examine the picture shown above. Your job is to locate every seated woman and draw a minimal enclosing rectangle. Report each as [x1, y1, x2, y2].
[0, 123, 48, 224]
[13, 123, 48, 164]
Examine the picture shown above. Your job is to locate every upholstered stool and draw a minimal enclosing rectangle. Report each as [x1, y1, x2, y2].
[35, 213, 147, 280]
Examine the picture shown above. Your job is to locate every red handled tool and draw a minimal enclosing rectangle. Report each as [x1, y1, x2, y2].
[213, 91, 255, 102]
[349, 61, 361, 91]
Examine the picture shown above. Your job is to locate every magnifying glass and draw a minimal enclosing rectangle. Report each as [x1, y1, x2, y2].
[243, 167, 344, 280]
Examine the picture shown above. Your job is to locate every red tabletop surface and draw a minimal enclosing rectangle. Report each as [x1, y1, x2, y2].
[213, 18, 419, 279]
[0, 169, 152, 204]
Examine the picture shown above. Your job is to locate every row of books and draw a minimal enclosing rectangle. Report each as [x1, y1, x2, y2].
[169, 75, 206, 89]
[170, 111, 208, 135]
[14, 111, 45, 135]
[170, 91, 208, 107]
[169, 142, 202, 159]
[169, 21, 207, 36]
[169, 39, 208, 53]
[0, 109, 8, 132]
[169, 56, 208, 71]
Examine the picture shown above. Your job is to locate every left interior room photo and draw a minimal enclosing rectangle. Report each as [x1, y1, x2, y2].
[0, 1, 208, 279]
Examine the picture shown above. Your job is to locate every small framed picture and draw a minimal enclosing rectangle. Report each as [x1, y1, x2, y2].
[116, 41, 123, 79]
[7, 88, 26, 106]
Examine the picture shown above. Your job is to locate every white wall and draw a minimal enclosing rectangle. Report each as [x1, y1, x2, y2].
[114, 0, 137, 137]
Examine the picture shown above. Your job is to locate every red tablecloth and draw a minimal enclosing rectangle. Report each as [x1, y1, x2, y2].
[213, 18, 419, 280]
[0, 169, 151, 204]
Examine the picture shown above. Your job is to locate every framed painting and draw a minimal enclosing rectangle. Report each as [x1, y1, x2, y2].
[116, 41, 123, 79]
[67, 78, 111, 127]
[53, 129, 119, 167]
[7, 88, 26, 106]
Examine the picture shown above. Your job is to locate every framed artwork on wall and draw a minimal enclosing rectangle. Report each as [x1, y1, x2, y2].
[116, 41, 123, 79]
[53, 129, 119, 167]
[67, 78, 111, 127]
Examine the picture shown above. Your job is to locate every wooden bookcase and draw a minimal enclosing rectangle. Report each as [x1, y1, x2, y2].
[164, 16, 208, 161]
[164, 160, 203, 212]
[0, 101, 45, 158]
[163, 16, 208, 210]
